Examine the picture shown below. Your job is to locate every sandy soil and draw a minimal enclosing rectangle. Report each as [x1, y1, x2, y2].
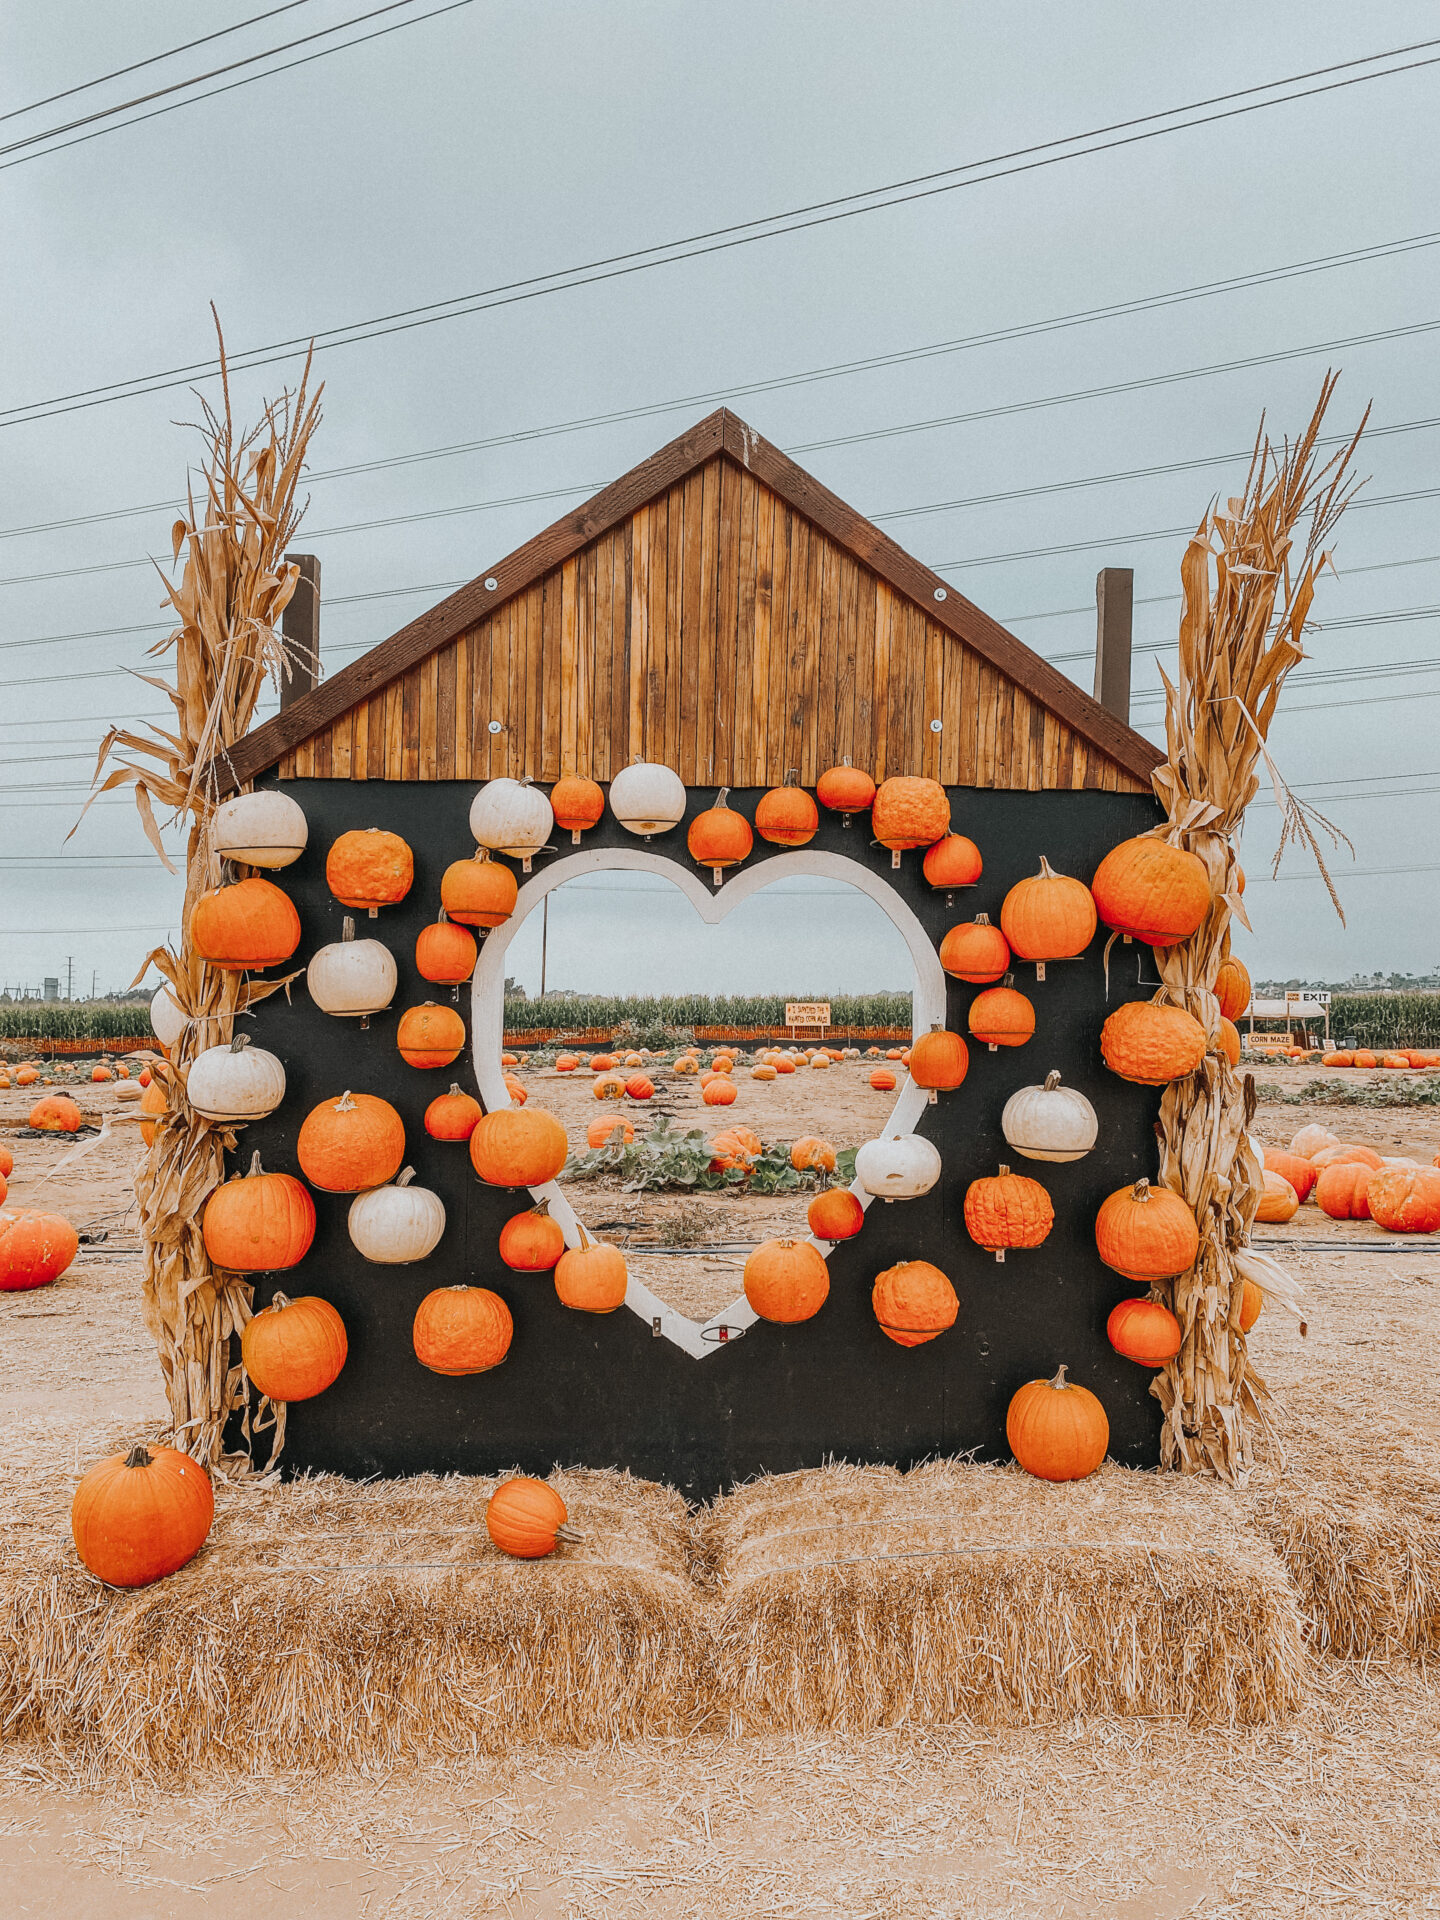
[4, 1068, 1440, 1915]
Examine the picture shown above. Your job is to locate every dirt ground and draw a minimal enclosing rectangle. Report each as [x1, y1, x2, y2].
[4, 1064, 1440, 1916]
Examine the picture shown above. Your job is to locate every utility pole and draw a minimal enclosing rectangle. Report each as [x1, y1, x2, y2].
[1093, 567, 1135, 722]
[91, 969, 98, 1000]
[539, 894, 549, 998]
[66, 956, 74, 1002]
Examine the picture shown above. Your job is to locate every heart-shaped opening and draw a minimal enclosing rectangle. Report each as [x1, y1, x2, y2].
[471, 850, 946, 1357]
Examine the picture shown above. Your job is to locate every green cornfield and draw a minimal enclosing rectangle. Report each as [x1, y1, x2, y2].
[500, 991, 912, 1035]
[1328, 994, 1440, 1048]
[0, 1002, 153, 1043]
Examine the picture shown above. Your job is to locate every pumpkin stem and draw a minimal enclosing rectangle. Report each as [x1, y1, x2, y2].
[785, 766, 799, 787]
[1044, 1070, 1062, 1091]
[247, 1150, 263, 1177]
[716, 787, 730, 809]
[998, 1164, 1010, 1176]
[447, 1083, 463, 1096]
[1038, 855, 1056, 878]
[269, 1292, 291, 1312]
[1132, 1178, 1152, 1202]
[1049, 1365, 1070, 1390]
[555, 1523, 586, 1544]
[974, 912, 991, 926]
[229, 1033, 252, 1053]
[335, 1090, 356, 1112]
[395, 1167, 416, 1188]
[342, 916, 356, 943]
[123, 1443, 152, 1469]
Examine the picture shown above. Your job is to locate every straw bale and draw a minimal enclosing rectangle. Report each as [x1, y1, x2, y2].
[0, 1459, 711, 1780]
[699, 1458, 1306, 1732]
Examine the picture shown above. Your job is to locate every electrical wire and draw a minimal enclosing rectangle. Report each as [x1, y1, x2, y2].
[7, 38, 1440, 425]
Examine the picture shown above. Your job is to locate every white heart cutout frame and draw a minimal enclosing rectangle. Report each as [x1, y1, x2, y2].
[471, 847, 947, 1358]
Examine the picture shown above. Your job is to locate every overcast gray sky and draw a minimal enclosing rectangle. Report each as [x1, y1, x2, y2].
[3, 1, 1439, 1000]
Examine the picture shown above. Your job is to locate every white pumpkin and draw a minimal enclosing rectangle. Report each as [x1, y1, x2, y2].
[1289, 1122, 1338, 1159]
[186, 1035, 286, 1123]
[608, 759, 686, 838]
[854, 1132, 942, 1202]
[150, 983, 186, 1051]
[1000, 1071, 1098, 1163]
[348, 1167, 446, 1264]
[468, 778, 554, 870]
[307, 916, 397, 1024]
[213, 790, 308, 869]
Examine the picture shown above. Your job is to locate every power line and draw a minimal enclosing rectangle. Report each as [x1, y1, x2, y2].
[1, 0, 472, 173]
[0, 1, 319, 124]
[7, 38, 1440, 427]
[10, 227, 1440, 542]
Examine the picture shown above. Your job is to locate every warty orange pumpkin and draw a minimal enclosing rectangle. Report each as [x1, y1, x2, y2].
[871, 776, 949, 861]
[1100, 1000, 1207, 1086]
[963, 1164, 1054, 1261]
[413, 1285, 513, 1373]
[326, 828, 414, 914]
[871, 1259, 957, 1346]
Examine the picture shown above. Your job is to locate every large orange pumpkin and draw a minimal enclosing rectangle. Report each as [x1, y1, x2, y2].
[744, 1237, 829, 1323]
[498, 1203, 566, 1271]
[702, 1078, 738, 1106]
[1100, 1001, 1207, 1085]
[202, 1152, 315, 1272]
[587, 1114, 635, 1148]
[939, 913, 1010, 984]
[0, 1148, 12, 1177]
[687, 790, 753, 878]
[1106, 1297, 1183, 1366]
[754, 784, 819, 847]
[1315, 1161, 1375, 1221]
[1215, 955, 1251, 1022]
[415, 915, 478, 985]
[1311, 1142, 1383, 1171]
[28, 1094, 82, 1133]
[816, 759, 876, 819]
[808, 1187, 865, 1241]
[469, 1106, 568, 1187]
[1255, 1170, 1299, 1224]
[871, 1259, 958, 1346]
[922, 834, 983, 892]
[441, 851, 518, 928]
[968, 981, 1035, 1049]
[790, 1136, 836, 1172]
[297, 1090, 405, 1192]
[1263, 1148, 1315, 1204]
[907, 1025, 969, 1094]
[241, 1292, 348, 1400]
[486, 1477, 581, 1557]
[424, 1084, 483, 1141]
[190, 877, 301, 970]
[1367, 1166, 1440, 1234]
[963, 1164, 1054, 1259]
[70, 1443, 213, 1589]
[14, 1067, 39, 1087]
[413, 1285, 513, 1373]
[549, 775, 605, 841]
[1089, 836, 1211, 945]
[999, 857, 1097, 964]
[554, 1227, 628, 1312]
[0, 1208, 80, 1290]
[871, 776, 949, 853]
[326, 828, 414, 913]
[396, 1002, 466, 1069]
[1095, 1178, 1199, 1280]
[1007, 1366, 1109, 1482]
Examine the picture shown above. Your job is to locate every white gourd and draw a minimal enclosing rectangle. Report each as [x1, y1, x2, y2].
[1000, 1071, 1099, 1163]
[608, 759, 686, 838]
[854, 1133, 942, 1202]
[186, 1035, 287, 1122]
[307, 917, 397, 1025]
[213, 791, 308, 869]
[150, 983, 186, 1050]
[468, 778, 554, 870]
[348, 1168, 446, 1264]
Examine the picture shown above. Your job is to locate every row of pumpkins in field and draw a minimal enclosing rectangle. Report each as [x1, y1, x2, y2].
[1257, 1122, 1440, 1233]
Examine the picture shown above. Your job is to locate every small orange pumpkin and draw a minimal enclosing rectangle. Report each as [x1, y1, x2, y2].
[241, 1292, 348, 1401]
[549, 775, 605, 842]
[871, 1259, 958, 1346]
[0, 1208, 80, 1290]
[190, 876, 301, 970]
[1095, 1178, 1199, 1281]
[586, 1114, 635, 1148]
[790, 1136, 836, 1172]
[1255, 1170, 1299, 1224]
[1007, 1366, 1109, 1482]
[963, 1163, 1054, 1260]
[139, 1079, 167, 1146]
[687, 789, 753, 879]
[1215, 955, 1251, 1022]
[743, 1237, 829, 1322]
[754, 782, 819, 847]
[415, 914, 479, 985]
[413, 1285, 513, 1374]
[441, 851, 518, 928]
[922, 834, 983, 891]
[968, 979, 1035, 1049]
[499, 1203, 565, 1271]
[702, 1078, 738, 1107]
[999, 856, 1097, 964]
[202, 1152, 315, 1272]
[906, 1025, 969, 1094]
[816, 759, 876, 819]
[396, 1002, 466, 1069]
[554, 1226, 628, 1312]
[1106, 1297, 1183, 1366]
[70, 1443, 213, 1589]
[297, 1091, 405, 1192]
[326, 828, 414, 913]
[1239, 1277, 1263, 1332]
[469, 1107, 569, 1187]
[808, 1187, 865, 1241]
[1090, 836, 1211, 945]
[486, 1476, 582, 1557]
[869, 1068, 897, 1091]
[424, 1085, 483, 1141]
[939, 913, 1009, 984]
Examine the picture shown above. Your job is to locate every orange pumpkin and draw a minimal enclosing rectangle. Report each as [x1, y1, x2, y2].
[1215, 955, 1251, 1022]
[743, 1237, 829, 1322]
[1315, 1161, 1375, 1221]
[549, 775, 605, 841]
[70, 1443, 213, 1589]
[469, 1107, 568, 1187]
[968, 980, 1035, 1049]
[14, 1067, 38, 1087]
[415, 914, 479, 985]
[871, 1259, 958, 1346]
[1263, 1148, 1316, 1204]
[754, 783, 819, 847]
[493, 1202, 564, 1272]
[554, 1226, 628, 1311]
[0, 1147, 11, 1177]
[1239, 1276, 1263, 1332]
[702, 1078, 738, 1106]
[1217, 1017, 1242, 1067]
[326, 828, 414, 913]
[424, 1084, 483, 1141]
[202, 1152, 315, 1272]
[241, 1292, 347, 1401]
[772, 1054, 796, 1074]
[1353, 1050, 1379, 1069]
[297, 1090, 405, 1192]
[751, 1063, 778, 1081]
[486, 1476, 581, 1557]
[396, 1002, 466, 1070]
[503, 1074, 528, 1106]
[586, 1114, 634, 1148]
[869, 1068, 897, 1091]
[815, 759, 876, 819]
[790, 1135, 836, 1172]
[0, 1208, 80, 1290]
[871, 776, 949, 852]
[190, 876, 301, 970]
[906, 1025, 969, 1093]
[808, 1187, 865, 1241]
[1106, 1297, 1183, 1366]
[625, 1075, 655, 1101]
[688, 790, 753, 878]
[1322, 1051, 1355, 1068]
[91, 1065, 112, 1084]
[939, 913, 1010, 984]
[963, 1164, 1054, 1259]
[556, 1054, 581, 1073]
[413, 1285, 513, 1374]
[1367, 1166, 1440, 1234]
[1100, 1001, 1207, 1086]
[1255, 1170, 1299, 1224]
[594, 1072, 628, 1100]
[441, 852, 519, 930]
[1095, 1178, 1199, 1280]
[999, 857, 1097, 963]
[1310, 1143, 1383, 1171]
[138, 1079, 167, 1146]
[922, 834, 983, 891]
[28, 1094, 82, 1134]
[1007, 1366, 1109, 1482]
[1090, 835, 1211, 945]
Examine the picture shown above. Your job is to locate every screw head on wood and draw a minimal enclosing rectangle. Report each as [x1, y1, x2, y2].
[933, 587, 948, 602]
[484, 576, 499, 590]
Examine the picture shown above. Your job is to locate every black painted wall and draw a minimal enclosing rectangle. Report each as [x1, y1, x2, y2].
[232, 775, 1166, 1499]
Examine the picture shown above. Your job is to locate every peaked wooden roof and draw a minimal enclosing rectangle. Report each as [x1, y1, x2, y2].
[221, 408, 1162, 794]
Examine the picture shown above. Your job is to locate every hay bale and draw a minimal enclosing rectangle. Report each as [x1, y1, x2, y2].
[0, 1461, 710, 1779]
[699, 1459, 1306, 1731]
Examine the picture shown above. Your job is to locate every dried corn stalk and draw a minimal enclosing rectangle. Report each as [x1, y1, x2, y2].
[1148, 373, 1362, 1480]
[80, 314, 321, 1468]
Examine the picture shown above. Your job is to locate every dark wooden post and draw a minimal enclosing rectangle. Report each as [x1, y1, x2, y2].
[1093, 567, 1133, 723]
[280, 553, 321, 710]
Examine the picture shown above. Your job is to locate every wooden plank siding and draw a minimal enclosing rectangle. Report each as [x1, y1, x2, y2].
[276, 455, 1149, 794]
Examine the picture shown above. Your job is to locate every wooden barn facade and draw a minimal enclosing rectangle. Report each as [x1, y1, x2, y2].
[222, 411, 1169, 1497]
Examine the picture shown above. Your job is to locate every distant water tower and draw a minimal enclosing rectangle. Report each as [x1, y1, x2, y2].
[43, 977, 59, 1002]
